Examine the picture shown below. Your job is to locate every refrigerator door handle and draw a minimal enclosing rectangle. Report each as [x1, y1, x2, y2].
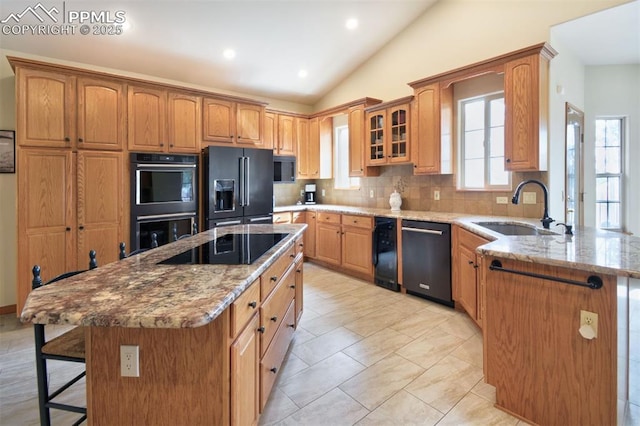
[239, 157, 246, 207]
[245, 156, 251, 206]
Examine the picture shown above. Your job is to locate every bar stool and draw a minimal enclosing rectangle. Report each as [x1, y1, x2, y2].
[118, 232, 158, 259]
[31, 250, 98, 426]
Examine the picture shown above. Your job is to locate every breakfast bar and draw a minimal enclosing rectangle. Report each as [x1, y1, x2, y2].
[20, 224, 306, 425]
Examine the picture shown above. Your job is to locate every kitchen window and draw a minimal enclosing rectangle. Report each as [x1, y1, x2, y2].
[458, 92, 509, 190]
[595, 117, 624, 230]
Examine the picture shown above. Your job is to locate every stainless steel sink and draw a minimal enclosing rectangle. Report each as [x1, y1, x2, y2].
[473, 221, 556, 236]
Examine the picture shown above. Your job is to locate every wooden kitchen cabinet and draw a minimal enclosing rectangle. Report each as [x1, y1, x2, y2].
[315, 213, 342, 266]
[230, 313, 259, 426]
[276, 114, 296, 156]
[452, 226, 489, 327]
[263, 111, 277, 150]
[365, 97, 412, 166]
[16, 67, 126, 151]
[341, 215, 373, 277]
[202, 98, 264, 147]
[129, 85, 201, 153]
[412, 83, 453, 175]
[304, 212, 316, 259]
[16, 148, 124, 313]
[272, 211, 292, 224]
[296, 117, 313, 178]
[294, 254, 304, 326]
[504, 52, 550, 171]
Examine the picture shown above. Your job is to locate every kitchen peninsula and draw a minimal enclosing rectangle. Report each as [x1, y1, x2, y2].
[20, 224, 306, 425]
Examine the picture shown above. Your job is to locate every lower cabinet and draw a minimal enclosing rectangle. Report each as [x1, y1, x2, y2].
[230, 314, 260, 426]
[452, 225, 489, 327]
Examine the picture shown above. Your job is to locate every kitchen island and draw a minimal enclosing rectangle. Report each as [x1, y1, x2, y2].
[20, 224, 306, 425]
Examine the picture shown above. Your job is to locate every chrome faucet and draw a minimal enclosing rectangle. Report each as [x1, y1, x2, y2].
[512, 179, 554, 229]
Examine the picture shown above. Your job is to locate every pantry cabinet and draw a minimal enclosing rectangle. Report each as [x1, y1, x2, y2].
[365, 97, 412, 166]
[128, 85, 201, 153]
[17, 68, 126, 151]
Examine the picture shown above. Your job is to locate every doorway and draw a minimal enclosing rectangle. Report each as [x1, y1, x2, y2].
[565, 103, 584, 226]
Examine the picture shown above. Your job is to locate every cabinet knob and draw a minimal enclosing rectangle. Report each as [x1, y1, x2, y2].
[270, 367, 278, 374]
[296, 269, 301, 274]
[170, 144, 174, 148]
[248, 301, 257, 308]
[66, 227, 71, 231]
[160, 143, 164, 147]
[78, 138, 84, 143]
[289, 285, 295, 289]
[468, 260, 474, 265]
[288, 323, 295, 328]
[270, 316, 278, 322]
[506, 158, 511, 163]
[79, 225, 85, 230]
[257, 326, 265, 333]
[289, 253, 295, 258]
[64, 137, 70, 142]
[270, 276, 278, 282]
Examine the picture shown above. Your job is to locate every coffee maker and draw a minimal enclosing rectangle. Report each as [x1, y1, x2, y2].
[304, 184, 316, 204]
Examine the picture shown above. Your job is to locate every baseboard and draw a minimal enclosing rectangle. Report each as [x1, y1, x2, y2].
[0, 304, 17, 315]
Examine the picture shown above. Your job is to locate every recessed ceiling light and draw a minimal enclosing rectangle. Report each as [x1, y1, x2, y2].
[345, 18, 358, 30]
[298, 69, 308, 78]
[223, 49, 236, 60]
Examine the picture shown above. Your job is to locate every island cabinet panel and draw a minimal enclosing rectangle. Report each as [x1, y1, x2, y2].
[484, 257, 616, 426]
[86, 310, 230, 426]
[261, 244, 296, 298]
[230, 278, 260, 338]
[231, 314, 260, 426]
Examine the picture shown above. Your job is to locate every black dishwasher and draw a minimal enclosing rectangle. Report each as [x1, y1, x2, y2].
[401, 220, 453, 307]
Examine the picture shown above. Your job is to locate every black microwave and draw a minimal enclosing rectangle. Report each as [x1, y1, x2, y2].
[273, 156, 296, 183]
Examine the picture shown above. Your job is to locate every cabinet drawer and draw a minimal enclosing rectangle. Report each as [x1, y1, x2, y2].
[317, 212, 341, 224]
[260, 264, 295, 356]
[294, 236, 304, 257]
[261, 245, 295, 300]
[272, 212, 292, 224]
[230, 278, 260, 338]
[260, 300, 295, 411]
[342, 214, 373, 230]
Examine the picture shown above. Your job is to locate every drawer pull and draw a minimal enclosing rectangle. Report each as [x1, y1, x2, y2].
[287, 323, 295, 328]
[299, 243, 304, 247]
[248, 301, 257, 308]
[270, 276, 278, 282]
[270, 316, 278, 322]
[289, 284, 295, 289]
[270, 367, 278, 374]
[257, 326, 265, 333]
[290, 254, 295, 258]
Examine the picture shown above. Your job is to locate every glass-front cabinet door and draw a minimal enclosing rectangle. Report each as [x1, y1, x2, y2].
[389, 106, 409, 163]
[368, 111, 386, 165]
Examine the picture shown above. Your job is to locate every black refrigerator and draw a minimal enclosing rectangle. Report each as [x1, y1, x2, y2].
[203, 146, 274, 229]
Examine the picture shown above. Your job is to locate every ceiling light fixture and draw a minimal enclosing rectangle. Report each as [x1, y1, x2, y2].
[223, 49, 236, 60]
[298, 69, 308, 79]
[345, 18, 358, 30]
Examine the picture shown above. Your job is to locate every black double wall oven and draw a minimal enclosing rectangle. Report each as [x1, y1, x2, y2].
[130, 153, 198, 251]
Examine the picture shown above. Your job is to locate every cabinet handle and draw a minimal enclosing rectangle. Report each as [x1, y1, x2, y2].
[299, 243, 304, 247]
[78, 138, 83, 143]
[270, 276, 278, 282]
[353, 220, 358, 224]
[66, 227, 71, 231]
[270, 367, 278, 374]
[64, 137, 70, 142]
[270, 316, 278, 322]
[287, 323, 295, 328]
[257, 326, 265, 333]
[289, 254, 295, 258]
[289, 285, 295, 289]
[79, 225, 84, 230]
[468, 260, 474, 265]
[296, 269, 301, 274]
[248, 301, 257, 308]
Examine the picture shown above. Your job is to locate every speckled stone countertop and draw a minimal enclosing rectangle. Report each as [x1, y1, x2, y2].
[20, 224, 306, 328]
[276, 204, 640, 279]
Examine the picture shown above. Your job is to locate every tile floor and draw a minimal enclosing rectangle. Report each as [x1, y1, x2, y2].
[1, 262, 638, 425]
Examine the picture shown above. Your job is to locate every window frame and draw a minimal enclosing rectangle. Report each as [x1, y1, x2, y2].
[458, 91, 510, 191]
[594, 117, 624, 231]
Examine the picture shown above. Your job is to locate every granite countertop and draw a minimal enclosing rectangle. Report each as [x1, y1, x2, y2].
[276, 204, 640, 279]
[20, 224, 306, 328]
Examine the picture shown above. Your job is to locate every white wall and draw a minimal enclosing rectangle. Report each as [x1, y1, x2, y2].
[547, 38, 587, 224]
[584, 65, 640, 235]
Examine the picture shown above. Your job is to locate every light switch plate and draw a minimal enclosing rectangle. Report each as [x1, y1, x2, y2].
[369, 189, 374, 198]
[434, 190, 440, 201]
[496, 196, 508, 204]
[522, 192, 536, 204]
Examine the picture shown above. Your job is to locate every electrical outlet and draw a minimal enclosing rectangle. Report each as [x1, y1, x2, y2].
[369, 189, 374, 198]
[300, 189, 304, 197]
[496, 196, 508, 204]
[120, 345, 140, 377]
[579, 310, 598, 339]
[522, 192, 536, 204]
[434, 190, 440, 201]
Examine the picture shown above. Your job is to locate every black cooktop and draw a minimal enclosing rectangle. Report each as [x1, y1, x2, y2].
[159, 233, 289, 265]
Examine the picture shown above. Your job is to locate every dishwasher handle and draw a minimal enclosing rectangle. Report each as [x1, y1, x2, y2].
[401, 226, 443, 236]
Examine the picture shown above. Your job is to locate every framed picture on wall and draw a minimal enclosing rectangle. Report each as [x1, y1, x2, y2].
[0, 130, 15, 173]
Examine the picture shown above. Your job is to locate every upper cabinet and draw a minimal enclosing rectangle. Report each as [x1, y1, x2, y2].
[365, 97, 412, 166]
[16, 67, 125, 151]
[128, 85, 201, 153]
[202, 98, 265, 147]
[504, 53, 549, 171]
[276, 114, 296, 156]
[263, 112, 277, 151]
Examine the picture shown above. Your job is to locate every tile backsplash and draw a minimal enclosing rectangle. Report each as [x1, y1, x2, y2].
[275, 165, 548, 220]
